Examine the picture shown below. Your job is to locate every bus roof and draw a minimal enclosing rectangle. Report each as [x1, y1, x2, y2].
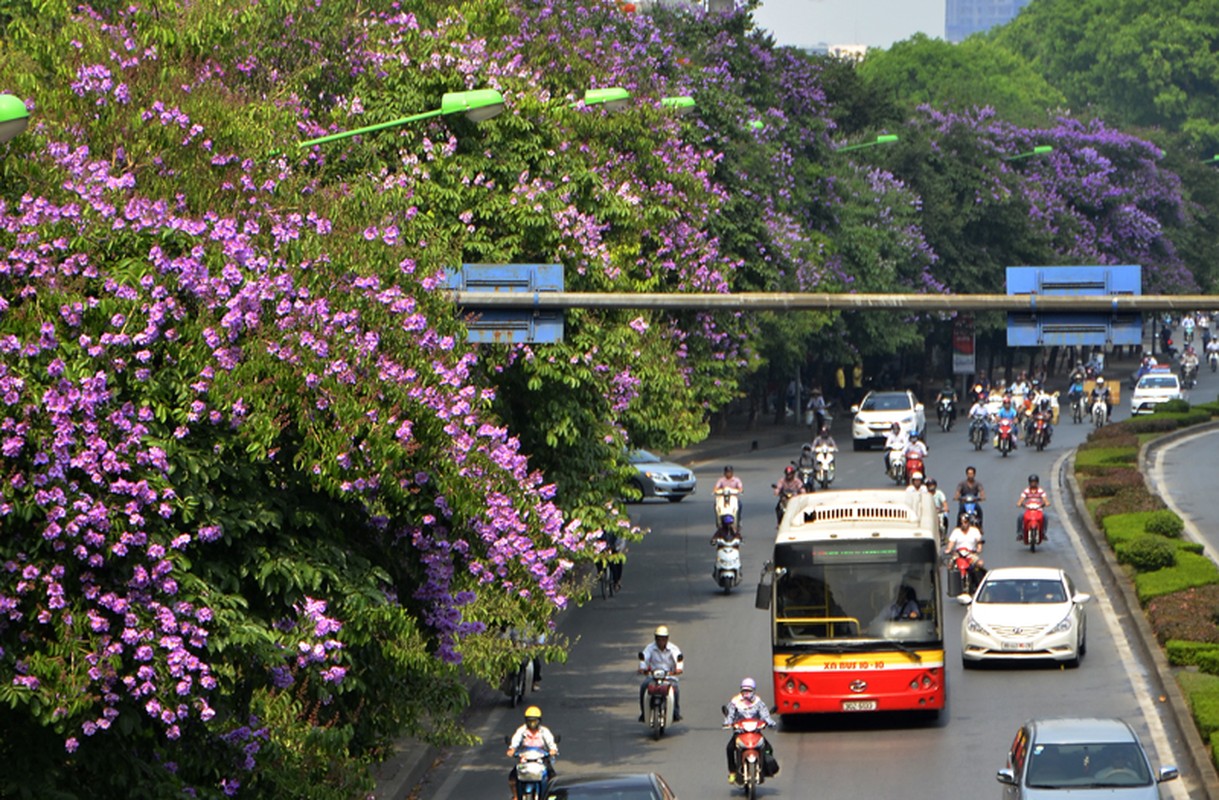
[775, 489, 937, 544]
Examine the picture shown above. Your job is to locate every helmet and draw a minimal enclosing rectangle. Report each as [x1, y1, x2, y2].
[1028, 474, 1040, 484]
[910, 431, 920, 441]
[723, 465, 734, 474]
[1096, 377, 1105, 386]
[784, 466, 796, 476]
[740, 677, 757, 695]
[891, 422, 900, 431]
[926, 478, 937, 487]
[524, 706, 542, 728]
[654, 625, 670, 638]
[910, 471, 923, 480]
[802, 443, 812, 451]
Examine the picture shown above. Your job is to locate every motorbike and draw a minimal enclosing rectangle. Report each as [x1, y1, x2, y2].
[1210, 350, 1219, 373]
[904, 450, 925, 486]
[959, 492, 982, 530]
[794, 462, 816, 494]
[1068, 390, 1084, 424]
[1091, 398, 1108, 429]
[813, 444, 836, 490]
[504, 739, 558, 800]
[1181, 363, 1198, 390]
[725, 715, 772, 800]
[711, 533, 742, 594]
[995, 417, 1015, 457]
[773, 485, 799, 526]
[968, 414, 988, 451]
[937, 397, 955, 432]
[947, 547, 983, 597]
[643, 668, 676, 740]
[1020, 502, 1046, 552]
[714, 487, 741, 538]
[1029, 415, 1051, 452]
[502, 657, 535, 708]
[886, 444, 907, 485]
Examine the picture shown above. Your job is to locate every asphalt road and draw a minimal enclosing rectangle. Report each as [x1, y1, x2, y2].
[416, 372, 1201, 800]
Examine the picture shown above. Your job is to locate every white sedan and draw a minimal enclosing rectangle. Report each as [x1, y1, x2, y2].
[960, 567, 1089, 667]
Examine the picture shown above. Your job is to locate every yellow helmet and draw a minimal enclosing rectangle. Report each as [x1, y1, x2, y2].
[524, 706, 542, 721]
[654, 625, 670, 637]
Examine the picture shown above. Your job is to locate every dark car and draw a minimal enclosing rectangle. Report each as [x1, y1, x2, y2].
[547, 772, 678, 800]
[627, 450, 696, 502]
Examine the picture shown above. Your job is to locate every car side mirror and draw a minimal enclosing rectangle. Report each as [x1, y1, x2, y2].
[996, 768, 1016, 785]
[914, 403, 925, 411]
[1157, 765, 1179, 783]
[957, 594, 973, 606]
[1073, 593, 1091, 604]
[850, 405, 860, 413]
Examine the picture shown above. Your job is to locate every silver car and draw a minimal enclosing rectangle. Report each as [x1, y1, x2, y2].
[627, 450, 696, 502]
[998, 717, 1178, 799]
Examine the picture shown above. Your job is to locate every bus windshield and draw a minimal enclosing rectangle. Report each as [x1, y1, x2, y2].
[773, 539, 939, 645]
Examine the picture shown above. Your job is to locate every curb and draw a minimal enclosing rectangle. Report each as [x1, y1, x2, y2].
[1064, 438, 1219, 800]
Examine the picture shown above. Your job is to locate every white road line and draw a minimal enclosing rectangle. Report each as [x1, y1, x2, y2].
[1055, 450, 1191, 799]
[1150, 429, 1219, 565]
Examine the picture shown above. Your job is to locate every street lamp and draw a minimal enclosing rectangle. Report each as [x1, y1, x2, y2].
[1004, 145, 1053, 161]
[576, 87, 632, 112]
[660, 96, 696, 116]
[835, 133, 899, 153]
[0, 94, 30, 145]
[297, 89, 505, 149]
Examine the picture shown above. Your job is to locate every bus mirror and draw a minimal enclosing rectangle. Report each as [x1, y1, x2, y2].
[755, 581, 771, 610]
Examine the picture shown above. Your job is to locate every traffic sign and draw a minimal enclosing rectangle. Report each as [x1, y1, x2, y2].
[1006, 265, 1142, 347]
[443, 263, 564, 344]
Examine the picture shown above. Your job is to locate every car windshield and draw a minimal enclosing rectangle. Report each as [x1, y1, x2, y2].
[860, 394, 912, 412]
[1025, 742, 1152, 789]
[628, 450, 660, 464]
[1138, 377, 1178, 389]
[977, 579, 1066, 604]
[548, 785, 659, 799]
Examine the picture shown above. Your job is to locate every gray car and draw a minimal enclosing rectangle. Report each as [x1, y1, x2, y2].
[627, 450, 696, 502]
[998, 717, 1178, 799]
[547, 772, 677, 799]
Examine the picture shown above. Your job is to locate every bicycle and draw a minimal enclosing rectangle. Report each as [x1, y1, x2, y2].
[597, 559, 617, 600]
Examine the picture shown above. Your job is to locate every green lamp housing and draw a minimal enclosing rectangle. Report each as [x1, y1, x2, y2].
[0, 94, 30, 145]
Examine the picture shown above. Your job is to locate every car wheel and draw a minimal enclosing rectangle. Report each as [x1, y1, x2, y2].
[629, 479, 646, 502]
[667, 495, 684, 503]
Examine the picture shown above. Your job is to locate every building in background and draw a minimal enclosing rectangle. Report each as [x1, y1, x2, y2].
[945, 0, 1031, 42]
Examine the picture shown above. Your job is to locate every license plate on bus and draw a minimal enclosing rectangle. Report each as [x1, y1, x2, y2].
[1001, 640, 1032, 651]
[841, 700, 877, 712]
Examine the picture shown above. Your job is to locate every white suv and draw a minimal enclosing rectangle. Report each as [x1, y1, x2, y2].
[1130, 368, 1182, 415]
[851, 390, 925, 450]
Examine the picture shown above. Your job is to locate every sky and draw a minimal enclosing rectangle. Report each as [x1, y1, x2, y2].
[750, 0, 945, 50]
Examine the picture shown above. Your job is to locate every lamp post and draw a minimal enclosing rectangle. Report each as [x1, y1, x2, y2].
[1003, 145, 1053, 161]
[0, 94, 30, 145]
[297, 89, 505, 149]
[835, 134, 899, 153]
[576, 87, 631, 112]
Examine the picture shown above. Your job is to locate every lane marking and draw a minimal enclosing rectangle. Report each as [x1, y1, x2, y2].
[1150, 429, 1219, 564]
[1055, 451, 1190, 799]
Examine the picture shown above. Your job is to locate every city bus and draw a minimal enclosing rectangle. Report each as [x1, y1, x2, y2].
[755, 489, 945, 717]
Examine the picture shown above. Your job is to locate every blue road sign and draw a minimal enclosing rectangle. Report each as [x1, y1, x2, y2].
[1006, 265, 1142, 347]
[443, 263, 564, 344]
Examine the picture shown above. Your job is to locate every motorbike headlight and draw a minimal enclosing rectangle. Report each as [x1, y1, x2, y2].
[1049, 615, 1073, 634]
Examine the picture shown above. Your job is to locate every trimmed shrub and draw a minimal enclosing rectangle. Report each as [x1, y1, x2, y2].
[1145, 509, 1185, 538]
[1095, 486, 1166, 523]
[1157, 398, 1191, 414]
[1102, 512, 1158, 548]
[1116, 535, 1176, 571]
[1124, 416, 1181, 433]
[1074, 446, 1139, 475]
[1166, 639, 1219, 667]
[1137, 552, 1219, 605]
[1081, 467, 1145, 497]
[1158, 409, 1212, 427]
[1194, 401, 1219, 417]
[1148, 585, 1219, 644]
[1079, 425, 1140, 448]
[1177, 670, 1219, 739]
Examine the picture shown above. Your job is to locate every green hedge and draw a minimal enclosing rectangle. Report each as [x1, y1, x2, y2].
[1116, 535, 1176, 571]
[1179, 670, 1219, 740]
[1124, 416, 1184, 433]
[1194, 401, 1219, 417]
[1146, 509, 1185, 537]
[1157, 398, 1192, 414]
[1166, 640, 1219, 667]
[1074, 446, 1139, 473]
[1135, 551, 1219, 604]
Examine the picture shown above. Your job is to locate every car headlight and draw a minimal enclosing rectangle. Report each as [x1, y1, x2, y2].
[1049, 616, 1073, 634]
[966, 618, 985, 634]
[643, 471, 660, 480]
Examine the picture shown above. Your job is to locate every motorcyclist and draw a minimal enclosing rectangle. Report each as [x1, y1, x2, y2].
[906, 471, 928, 494]
[811, 425, 838, 451]
[723, 677, 778, 785]
[773, 466, 805, 524]
[714, 465, 744, 535]
[638, 625, 683, 723]
[1183, 313, 1196, 343]
[967, 395, 991, 440]
[506, 706, 559, 800]
[934, 380, 957, 420]
[953, 466, 986, 528]
[1066, 373, 1085, 413]
[944, 511, 985, 584]
[796, 443, 817, 471]
[1207, 337, 1219, 369]
[1088, 377, 1112, 423]
[1017, 473, 1051, 542]
[883, 422, 910, 476]
[1181, 346, 1200, 385]
[995, 394, 1020, 448]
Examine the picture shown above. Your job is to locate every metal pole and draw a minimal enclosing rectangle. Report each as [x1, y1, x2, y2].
[449, 291, 1215, 312]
